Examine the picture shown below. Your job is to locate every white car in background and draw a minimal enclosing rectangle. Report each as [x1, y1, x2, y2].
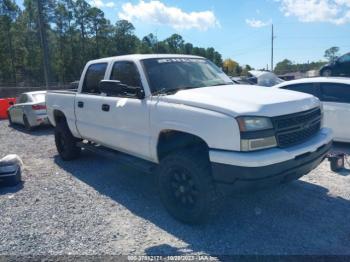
[274, 77, 350, 143]
[7, 91, 50, 131]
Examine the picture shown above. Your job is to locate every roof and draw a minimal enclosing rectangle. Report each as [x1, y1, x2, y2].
[89, 54, 204, 64]
[274, 77, 350, 88]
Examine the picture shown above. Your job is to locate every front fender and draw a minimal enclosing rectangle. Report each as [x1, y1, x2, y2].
[150, 101, 241, 161]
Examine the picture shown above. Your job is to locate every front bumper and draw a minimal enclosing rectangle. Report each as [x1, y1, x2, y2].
[210, 128, 332, 192]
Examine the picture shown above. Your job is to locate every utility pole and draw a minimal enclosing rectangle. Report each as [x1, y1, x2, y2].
[271, 24, 274, 72]
[155, 29, 159, 53]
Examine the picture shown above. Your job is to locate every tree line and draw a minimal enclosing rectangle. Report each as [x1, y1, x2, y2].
[0, 0, 224, 86]
[273, 47, 342, 75]
[273, 59, 327, 75]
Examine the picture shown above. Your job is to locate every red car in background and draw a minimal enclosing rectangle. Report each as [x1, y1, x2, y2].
[0, 98, 16, 119]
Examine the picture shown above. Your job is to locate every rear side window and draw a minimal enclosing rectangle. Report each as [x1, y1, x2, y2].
[281, 83, 318, 97]
[82, 63, 107, 94]
[321, 83, 350, 103]
[18, 94, 28, 103]
[110, 61, 142, 88]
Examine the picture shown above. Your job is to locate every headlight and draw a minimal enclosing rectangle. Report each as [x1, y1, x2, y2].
[237, 116, 276, 151]
[237, 117, 273, 132]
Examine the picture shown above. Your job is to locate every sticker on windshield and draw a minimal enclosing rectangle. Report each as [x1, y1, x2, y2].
[157, 58, 206, 64]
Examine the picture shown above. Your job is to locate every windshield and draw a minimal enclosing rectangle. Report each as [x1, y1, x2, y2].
[142, 58, 232, 94]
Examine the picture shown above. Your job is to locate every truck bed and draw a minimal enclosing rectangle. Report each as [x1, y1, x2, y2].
[46, 89, 79, 136]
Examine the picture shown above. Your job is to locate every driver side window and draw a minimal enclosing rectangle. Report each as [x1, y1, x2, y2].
[110, 61, 142, 88]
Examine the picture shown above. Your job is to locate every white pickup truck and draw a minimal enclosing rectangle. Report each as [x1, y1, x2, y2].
[46, 54, 332, 224]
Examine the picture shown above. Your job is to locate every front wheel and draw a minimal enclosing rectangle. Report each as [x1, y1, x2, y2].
[157, 150, 216, 224]
[55, 121, 81, 161]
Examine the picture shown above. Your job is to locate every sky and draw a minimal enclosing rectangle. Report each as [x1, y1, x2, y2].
[16, 0, 350, 69]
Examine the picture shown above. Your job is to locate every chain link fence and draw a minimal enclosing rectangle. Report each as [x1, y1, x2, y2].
[0, 82, 74, 98]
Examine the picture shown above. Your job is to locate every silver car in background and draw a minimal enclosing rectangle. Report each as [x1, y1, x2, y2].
[7, 91, 50, 131]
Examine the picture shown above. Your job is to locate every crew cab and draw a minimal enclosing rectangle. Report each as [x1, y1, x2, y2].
[46, 54, 332, 224]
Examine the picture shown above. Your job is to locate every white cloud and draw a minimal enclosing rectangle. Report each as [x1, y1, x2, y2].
[246, 18, 271, 28]
[278, 0, 350, 24]
[89, 0, 115, 8]
[118, 0, 219, 31]
[105, 2, 115, 7]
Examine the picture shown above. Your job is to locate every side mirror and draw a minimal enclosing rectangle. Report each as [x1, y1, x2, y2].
[99, 80, 145, 99]
[9, 101, 14, 106]
[134, 86, 145, 99]
[99, 80, 123, 96]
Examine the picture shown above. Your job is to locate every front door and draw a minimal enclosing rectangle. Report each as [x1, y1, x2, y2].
[99, 60, 150, 160]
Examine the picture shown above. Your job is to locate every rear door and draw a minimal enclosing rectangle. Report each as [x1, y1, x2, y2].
[75, 63, 108, 142]
[320, 82, 350, 142]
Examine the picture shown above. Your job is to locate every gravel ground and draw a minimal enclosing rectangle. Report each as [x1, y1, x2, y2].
[0, 119, 350, 256]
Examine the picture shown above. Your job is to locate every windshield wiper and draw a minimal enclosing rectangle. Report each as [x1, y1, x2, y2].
[152, 88, 182, 96]
[210, 82, 233, 86]
[152, 86, 198, 96]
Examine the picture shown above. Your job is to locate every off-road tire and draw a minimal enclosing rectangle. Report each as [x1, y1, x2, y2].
[157, 149, 216, 224]
[55, 120, 81, 161]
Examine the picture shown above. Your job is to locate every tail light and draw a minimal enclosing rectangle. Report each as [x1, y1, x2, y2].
[32, 105, 46, 110]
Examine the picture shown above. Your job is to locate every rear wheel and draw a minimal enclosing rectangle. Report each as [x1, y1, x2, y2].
[23, 115, 32, 131]
[55, 120, 81, 161]
[158, 149, 216, 224]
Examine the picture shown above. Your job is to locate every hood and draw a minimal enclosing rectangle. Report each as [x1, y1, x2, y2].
[158, 85, 320, 117]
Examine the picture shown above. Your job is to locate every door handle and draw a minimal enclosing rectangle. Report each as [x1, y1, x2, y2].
[77, 101, 84, 108]
[102, 104, 110, 112]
